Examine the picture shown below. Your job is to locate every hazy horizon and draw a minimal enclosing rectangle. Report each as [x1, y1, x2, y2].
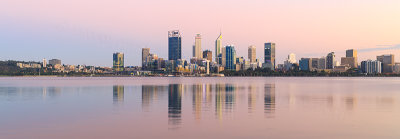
[1, 0, 400, 67]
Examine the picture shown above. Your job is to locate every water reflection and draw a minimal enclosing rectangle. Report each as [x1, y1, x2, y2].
[168, 84, 183, 128]
[264, 84, 275, 118]
[142, 85, 167, 111]
[113, 85, 124, 104]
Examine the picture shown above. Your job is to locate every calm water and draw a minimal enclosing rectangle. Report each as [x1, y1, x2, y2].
[0, 77, 399, 139]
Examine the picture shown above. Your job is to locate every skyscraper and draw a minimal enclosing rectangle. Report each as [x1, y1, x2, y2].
[346, 49, 357, 58]
[215, 32, 222, 63]
[288, 53, 296, 64]
[264, 42, 276, 70]
[113, 52, 124, 72]
[377, 54, 394, 73]
[193, 34, 202, 59]
[248, 45, 256, 63]
[168, 30, 182, 61]
[326, 52, 335, 69]
[299, 58, 312, 71]
[224, 45, 236, 70]
[142, 48, 150, 68]
[203, 50, 212, 62]
[341, 49, 358, 68]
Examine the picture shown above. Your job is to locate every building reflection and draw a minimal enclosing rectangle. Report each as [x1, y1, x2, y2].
[192, 84, 203, 120]
[113, 85, 124, 104]
[264, 84, 275, 118]
[168, 84, 183, 127]
[248, 85, 257, 113]
[142, 85, 166, 111]
[214, 84, 236, 120]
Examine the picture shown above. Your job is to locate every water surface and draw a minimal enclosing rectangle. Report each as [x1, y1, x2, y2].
[0, 77, 399, 139]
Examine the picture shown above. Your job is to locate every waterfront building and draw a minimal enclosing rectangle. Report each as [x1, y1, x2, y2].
[283, 53, 297, 71]
[377, 54, 394, 73]
[49, 59, 61, 66]
[168, 30, 182, 60]
[248, 45, 256, 63]
[326, 52, 335, 69]
[299, 58, 312, 71]
[203, 50, 212, 62]
[264, 42, 276, 70]
[361, 60, 382, 74]
[113, 52, 124, 72]
[224, 45, 236, 70]
[215, 32, 222, 63]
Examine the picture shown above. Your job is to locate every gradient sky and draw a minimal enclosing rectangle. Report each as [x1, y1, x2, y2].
[1, 0, 399, 67]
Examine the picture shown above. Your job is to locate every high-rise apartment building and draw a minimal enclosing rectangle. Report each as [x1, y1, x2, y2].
[264, 42, 276, 70]
[326, 52, 335, 69]
[215, 32, 222, 63]
[377, 54, 394, 73]
[203, 50, 212, 62]
[168, 30, 182, 60]
[193, 34, 202, 59]
[346, 49, 357, 58]
[361, 60, 382, 74]
[49, 59, 61, 66]
[224, 45, 236, 70]
[113, 52, 124, 72]
[248, 45, 256, 63]
[318, 57, 326, 69]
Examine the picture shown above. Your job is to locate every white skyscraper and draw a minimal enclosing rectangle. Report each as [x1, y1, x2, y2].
[288, 53, 296, 63]
[193, 34, 202, 59]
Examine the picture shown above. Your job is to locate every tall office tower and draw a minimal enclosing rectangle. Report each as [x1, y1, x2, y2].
[168, 30, 182, 60]
[341, 49, 358, 68]
[264, 42, 276, 70]
[215, 32, 222, 63]
[326, 52, 335, 69]
[224, 45, 236, 70]
[203, 50, 212, 62]
[361, 60, 382, 74]
[113, 52, 124, 72]
[318, 57, 326, 69]
[193, 34, 202, 59]
[142, 48, 150, 68]
[42, 58, 47, 67]
[49, 59, 61, 66]
[377, 54, 395, 73]
[346, 49, 357, 58]
[248, 45, 256, 63]
[222, 48, 226, 67]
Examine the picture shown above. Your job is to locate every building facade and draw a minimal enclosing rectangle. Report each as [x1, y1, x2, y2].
[142, 48, 150, 68]
[193, 34, 202, 59]
[326, 52, 335, 69]
[361, 60, 382, 74]
[113, 52, 124, 72]
[224, 45, 236, 70]
[203, 50, 212, 62]
[248, 45, 256, 63]
[168, 30, 182, 61]
[215, 33, 222, 63]
[377, 54, 394, 73]
[49, 59, 61, 66]
[299, 58, 312, 71]
[264, 42, 276, 70]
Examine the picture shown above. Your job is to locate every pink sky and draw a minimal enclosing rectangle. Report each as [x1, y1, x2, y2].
[0, 0, 399, 66]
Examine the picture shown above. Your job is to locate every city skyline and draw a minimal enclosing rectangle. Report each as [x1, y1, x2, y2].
[1, 0, 400, 67]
